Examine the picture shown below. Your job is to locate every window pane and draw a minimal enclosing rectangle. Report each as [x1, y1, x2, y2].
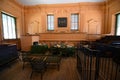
[47, 15, 54, 30]
[51, 24, 54, 30]
[11, 18, 16, 39]
[74, 15, 77, 19]
[74, 18, 78, 22]
[1, 12, 17, 39]
[48, 16, 51, 23]
[71, 14, 79, 30]
[71, 23, 74, 29]
[2, 14, 9, 39]
[8, 16, 12, 39]
[116, 14, 120, 35]
[51, 16, 54, 22]
[74, 23, 78, 27]
[71, 17, 74, 23]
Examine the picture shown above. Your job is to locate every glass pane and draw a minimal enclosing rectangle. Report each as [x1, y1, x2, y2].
[74, 23, 78, 27]
[47, 15, 54, 30]
[72, 17, 74, 23]
[48, 23, 50, 28]
[48, 16, 51, 23]
[74, 26, 78, 30]
[116, 14, 120, 35]
[11, 18, 16, 39]
[71, 14, 79, 30]
[8, 16, 12, 39]
[2, 14, 9, 39]
[71, 23, 75, 29]
[74, 15, 77, 19]
[2, 13, 17, 39]
[71, 15, 74, 22]
[51, 16, 54, 22]
[74, 17, 78, 22]
[51, 24, 54, 29]
[71, 15, 74, 18]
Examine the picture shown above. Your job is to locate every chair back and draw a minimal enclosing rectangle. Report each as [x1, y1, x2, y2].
[29, 58, 46, 71]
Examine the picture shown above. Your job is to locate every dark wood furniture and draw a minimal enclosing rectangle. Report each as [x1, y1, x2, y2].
[24, 54, 61, 71]
[45, 56, 61, 71]
[21, 51, 31, 69]
[29, 57, 46, 80]
[0, 44, 18, 67]
[77, 39, 120, 80]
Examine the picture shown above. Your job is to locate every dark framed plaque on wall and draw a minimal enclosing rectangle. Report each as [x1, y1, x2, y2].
[58, 17, 67, 27]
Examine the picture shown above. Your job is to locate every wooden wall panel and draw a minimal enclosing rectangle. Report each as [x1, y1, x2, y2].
[0, 0, 23, 49]
[24, 2, 105, 35]
[0, 0, 119, 49]
[21, 35, 39, 51]
[23, 2, 105, 41]
[105, 0, 120, 34]
[0, 0, 23, 39]
[39, 33, 87, 41]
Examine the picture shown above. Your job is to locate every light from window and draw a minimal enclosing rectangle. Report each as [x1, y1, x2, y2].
[116, 14, 120, 35]
[71, 14, 79, 30]
[1, 12, 17, 39]
[47, 14, 54, 31]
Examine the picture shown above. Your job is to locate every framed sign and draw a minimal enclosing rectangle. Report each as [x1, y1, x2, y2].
[58, 17, 67, 27]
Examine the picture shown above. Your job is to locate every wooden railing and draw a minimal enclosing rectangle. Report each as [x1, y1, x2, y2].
[77, 44, 120, 80]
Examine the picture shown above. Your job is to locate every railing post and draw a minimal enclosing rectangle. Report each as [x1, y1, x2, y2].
[95, 53, 100, 80]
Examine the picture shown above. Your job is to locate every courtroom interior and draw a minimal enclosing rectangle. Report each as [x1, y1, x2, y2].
[0, 0, 120, 80]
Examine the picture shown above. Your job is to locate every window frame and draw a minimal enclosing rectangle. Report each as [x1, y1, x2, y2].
[1, 12, 17, 40]
[47, 14, 54, 31]
[70, 13, 79, 31]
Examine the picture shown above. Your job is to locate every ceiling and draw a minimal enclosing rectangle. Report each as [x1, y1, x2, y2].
[16, 0, 105, 6]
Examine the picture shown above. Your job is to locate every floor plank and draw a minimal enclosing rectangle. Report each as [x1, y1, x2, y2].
[0, 57, 80, 80]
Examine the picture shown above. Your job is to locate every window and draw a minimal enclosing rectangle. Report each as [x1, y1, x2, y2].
[47, 14, 54, 31]
[1, 12, 17, 39]
[115, 13, 120, 35]
[71, 13, 79, 30]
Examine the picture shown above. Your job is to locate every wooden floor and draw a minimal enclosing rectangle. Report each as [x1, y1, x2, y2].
[0, 57, 80, 80]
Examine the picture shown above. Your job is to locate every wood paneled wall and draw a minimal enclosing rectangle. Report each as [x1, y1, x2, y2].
[24, 2, 105, 35]
[23, 2, 106, 42]
[39, 32, 87, 41]
[0, 0, 24, 39]
[0, 0, 23, 49]
[105, 0, 120, 34]
[0, 0, 120, 49]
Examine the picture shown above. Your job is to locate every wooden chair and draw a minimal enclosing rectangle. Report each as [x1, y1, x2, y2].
[29, 58, 46, 80]
[21, 51, 30, 69]
[45, 55, 61, 71]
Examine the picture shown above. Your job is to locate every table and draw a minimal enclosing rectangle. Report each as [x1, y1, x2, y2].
[28, 54, 61, 71]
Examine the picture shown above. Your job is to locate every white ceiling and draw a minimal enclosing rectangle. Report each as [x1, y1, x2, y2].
[16, 0, 105, 6]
